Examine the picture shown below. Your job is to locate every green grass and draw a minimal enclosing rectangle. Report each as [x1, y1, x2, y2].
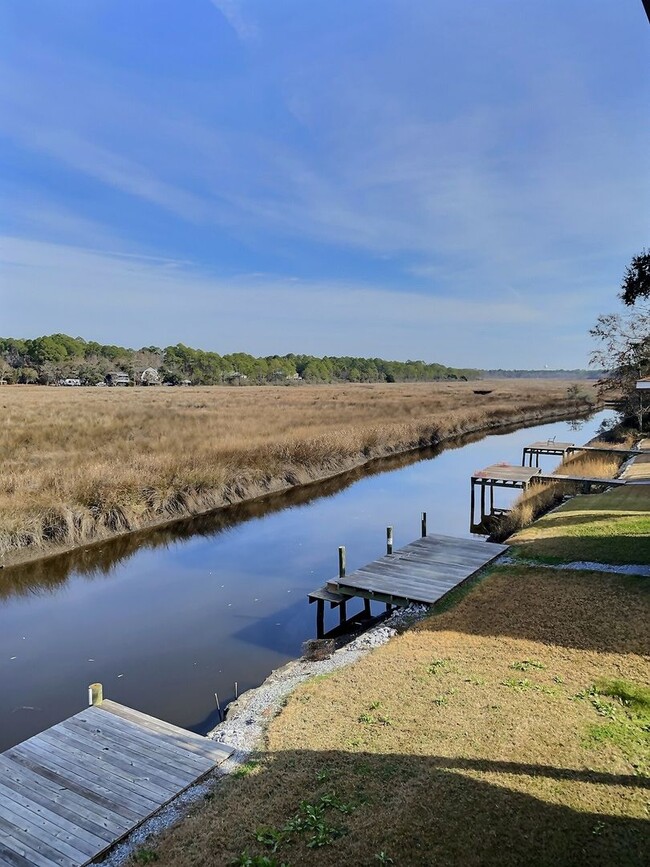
[511, 486, 650, 564]
[582, 679, 650, 776]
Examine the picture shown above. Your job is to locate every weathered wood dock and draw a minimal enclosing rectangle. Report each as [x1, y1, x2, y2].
[521, 440, 649, 467]
[522, 440, 574, 467]
[470, 462, 627, 526]
[309, 522, 507, 636]
[0, 687, 233, 867]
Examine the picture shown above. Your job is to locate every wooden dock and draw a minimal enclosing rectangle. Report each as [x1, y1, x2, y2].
[0, 690, 233, 867]
[522, 440, 574, 467]
[309, 528, 507, 636]
[470, 462, 627, 526]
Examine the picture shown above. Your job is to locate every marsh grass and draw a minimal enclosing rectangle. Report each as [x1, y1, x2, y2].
[0, 380, 592, 560]
[492, 443, 626, 543]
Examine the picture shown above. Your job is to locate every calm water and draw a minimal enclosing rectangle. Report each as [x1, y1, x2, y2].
[0, 410, 613, 751]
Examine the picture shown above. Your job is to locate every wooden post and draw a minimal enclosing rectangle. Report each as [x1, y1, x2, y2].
[470, 479, 476, 526]
[316, 599, 325, 638]
[521, 448, 527, 467]
[480, 482, 486, 522]
[364, 598, 371, 618]
[338, 546, 346, 578]
[421, 511, 427, 538]
[339, 599, 347, 628]
[489, 483, 494, 515]
[386, 526, 393, 555]
[88, 683, 103, 707]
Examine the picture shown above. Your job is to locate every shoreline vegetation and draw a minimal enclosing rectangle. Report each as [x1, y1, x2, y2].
[127, 433, 649, 867]
[0, 380, 596, 567]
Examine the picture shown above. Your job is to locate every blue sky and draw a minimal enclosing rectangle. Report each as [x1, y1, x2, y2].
[1, 1, 648, 367]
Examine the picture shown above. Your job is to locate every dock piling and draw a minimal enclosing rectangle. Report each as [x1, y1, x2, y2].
[421, 511, 427, 538]
[338, 545, 346, 578]
[386, 526, 393, 554]
[88, 682, 103, 706]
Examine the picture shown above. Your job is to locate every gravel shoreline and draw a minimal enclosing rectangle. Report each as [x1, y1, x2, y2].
[99, 604, 429, 866]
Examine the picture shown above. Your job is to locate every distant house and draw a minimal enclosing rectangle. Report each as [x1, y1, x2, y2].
[105, 371, 130, 387]
[225, 371, 247, 383]
[140, 367, 160, 386]
[61, 378, 81, 387]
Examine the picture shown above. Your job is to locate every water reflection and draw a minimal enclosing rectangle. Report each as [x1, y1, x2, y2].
[0, 410, 613, 751]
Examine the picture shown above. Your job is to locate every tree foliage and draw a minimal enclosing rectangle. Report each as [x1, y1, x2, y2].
[620, 249, 650, 306]
[591, 250, 650, 424]
[0, 334, 479, 386]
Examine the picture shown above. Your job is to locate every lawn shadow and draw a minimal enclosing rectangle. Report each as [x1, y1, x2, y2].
[170, 748, 649, 866]
[418, 565, 650, 655]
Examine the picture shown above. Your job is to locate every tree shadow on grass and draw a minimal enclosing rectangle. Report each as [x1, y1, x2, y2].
[166, 749, 649, 867]
[419, 566, 650, 655]
[513, 533, 650, 566]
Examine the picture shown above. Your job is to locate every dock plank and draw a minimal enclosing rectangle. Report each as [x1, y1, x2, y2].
[1, 701, 235, 867]
[326, 534, 505, 608]
[70, 708, 213, 776]
[100, 701, 232, 762]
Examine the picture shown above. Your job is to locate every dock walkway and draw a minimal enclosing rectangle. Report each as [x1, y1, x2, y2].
[309, 533, 507, 635]
[0, 697, 233, 867]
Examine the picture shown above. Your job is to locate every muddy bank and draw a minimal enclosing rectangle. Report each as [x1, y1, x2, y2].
[0, 401, 597, 571]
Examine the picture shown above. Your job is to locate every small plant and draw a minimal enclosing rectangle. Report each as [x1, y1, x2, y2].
[315, 767, 331, 782]
[375, 852, 395, 864]
[502, 678, 535, 691]
[428, 659, 447, 675]
[232, 854, 288, 867]
[254, 827, 288, 853]
[510, 659, 546, 672]
[432, 695, 448, 707]
[369, 700, 381, 709]
[234, 759, 260, 778]
[134, 850, 158, 865]
[553, 675, 565, 684]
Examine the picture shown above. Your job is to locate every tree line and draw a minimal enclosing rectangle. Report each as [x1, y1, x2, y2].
[0, 334, 479, 385]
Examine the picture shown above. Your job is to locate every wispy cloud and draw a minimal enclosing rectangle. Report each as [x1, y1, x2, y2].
[209, 0, 259, 43]
[1, 236, 545, 365]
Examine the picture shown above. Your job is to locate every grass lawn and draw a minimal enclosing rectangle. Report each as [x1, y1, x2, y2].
[510, 485, 650, 565]
[144, 566, 649, 867]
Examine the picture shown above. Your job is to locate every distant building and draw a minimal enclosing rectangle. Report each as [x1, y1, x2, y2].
[105, 371, 130, 387]
[61, 378, 81, 387]
[140, 367, 161, 386]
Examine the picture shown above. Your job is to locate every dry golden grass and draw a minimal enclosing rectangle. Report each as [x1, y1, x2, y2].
[493, 444, 626, 542]
[0, 380, 594, 561]
[146, 565, 649, 866]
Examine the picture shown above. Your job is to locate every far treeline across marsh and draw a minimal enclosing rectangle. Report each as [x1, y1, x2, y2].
[0, 332, 602, 386]
[0, 377, 597, 564]
[0, 333, 480, 385]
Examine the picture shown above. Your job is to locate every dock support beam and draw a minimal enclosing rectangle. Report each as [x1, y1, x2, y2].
[338, 546, 346, 578]
[316, 599, 325, 638]
[421, 511, 427, 538]
[386, 526, 393, 555]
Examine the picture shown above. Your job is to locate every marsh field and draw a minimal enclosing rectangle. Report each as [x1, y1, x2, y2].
[0, 380, 596, 562]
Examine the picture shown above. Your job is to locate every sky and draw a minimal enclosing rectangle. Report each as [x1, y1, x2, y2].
[1, 1, 648, 368]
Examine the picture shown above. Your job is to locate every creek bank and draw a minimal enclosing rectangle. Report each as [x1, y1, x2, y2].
[99, 605, 431, 867]
[1, 401, 597, 571]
